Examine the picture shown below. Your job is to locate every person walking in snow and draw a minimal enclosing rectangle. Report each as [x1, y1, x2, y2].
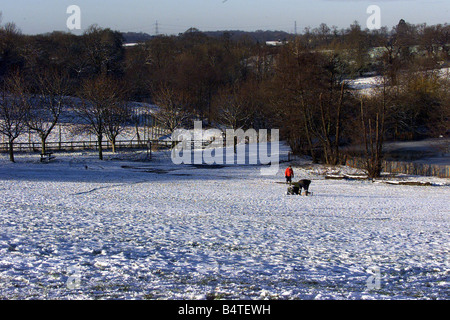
[285, 165, 294, 184]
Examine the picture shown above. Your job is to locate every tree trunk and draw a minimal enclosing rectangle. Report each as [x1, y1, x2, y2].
[319, 94, 332, 164]
[360, 99, 385, 179]
[135, 122, 141, 145]
[301, 98, 316, 163]
[8, 140, 15, 163]
[110, 136, 116, 153]
[98, 134, 103, 160]
[59, 125, 62, 150]
[40, 134, 47, 155]
[333, 82, 345, 165]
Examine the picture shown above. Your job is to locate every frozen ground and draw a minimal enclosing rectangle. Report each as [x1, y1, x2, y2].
[348, 67, 450, 96]
[0, 148, 448, 300]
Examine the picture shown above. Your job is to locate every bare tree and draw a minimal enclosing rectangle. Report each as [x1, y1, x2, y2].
[0, 21, 23, 78]
[270, 41, 349, 164]
[26, 70, 70, 155]
[359, 77, 392, 178]
[82, 25, 125, 76]
[0, 72, 28, 162]
[213, 85, 252, 131]
[211, 83, 257, 153]
[152, 86, 192, 134]
[315, 81, 346, 166]
[75, 75, 126, 160]
[103, 100, 132, 153]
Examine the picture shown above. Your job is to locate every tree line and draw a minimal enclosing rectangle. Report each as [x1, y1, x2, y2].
[0, 16, 449, 177]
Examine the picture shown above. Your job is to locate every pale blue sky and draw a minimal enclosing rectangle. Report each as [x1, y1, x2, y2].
[1, 0, 449, 35]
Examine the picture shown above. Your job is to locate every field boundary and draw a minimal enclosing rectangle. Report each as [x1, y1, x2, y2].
[0, 139, 174, 153]
[346, 157, 450, 178]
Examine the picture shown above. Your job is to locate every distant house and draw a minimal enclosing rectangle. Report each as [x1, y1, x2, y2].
[123, 43, 140, 47]
[265, 40, 288, 47]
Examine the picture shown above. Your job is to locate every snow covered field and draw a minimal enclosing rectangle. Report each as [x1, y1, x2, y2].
[0, 149, 448, 300]
[348, 67, 450, 96]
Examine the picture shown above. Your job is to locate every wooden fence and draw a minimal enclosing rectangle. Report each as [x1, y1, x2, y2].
[0, 139, 174, 153]
[346, 157, 450, 178]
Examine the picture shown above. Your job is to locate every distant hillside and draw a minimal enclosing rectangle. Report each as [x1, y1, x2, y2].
[121, 32, 154, 44]
[121, 30, 294, 44]
[203, 30, 293, 43]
